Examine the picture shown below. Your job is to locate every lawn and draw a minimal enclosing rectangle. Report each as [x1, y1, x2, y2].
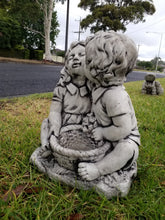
[0, 79, 165, 220]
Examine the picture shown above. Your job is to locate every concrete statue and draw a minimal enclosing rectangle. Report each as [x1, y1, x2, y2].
[30, 31, 140, 198]
[142, 73, 164, 95]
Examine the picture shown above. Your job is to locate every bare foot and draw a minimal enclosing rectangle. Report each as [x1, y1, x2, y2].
[78, 162, 100, 181]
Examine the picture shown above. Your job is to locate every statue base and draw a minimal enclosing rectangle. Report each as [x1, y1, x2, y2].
[30, 147, 137, 199]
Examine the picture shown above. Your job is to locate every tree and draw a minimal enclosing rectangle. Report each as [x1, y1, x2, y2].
[150, 56, 165, 71]
[136, 60, 153, 70]
[36, 0, 66, 60]
[0, 9, 22, 49]
[0, 0, 10, 9]
[0, 0, 65, 60]
[8, 0, 45, 49]
[55, 0, 66, 3]
[78, 0, 156, 33]
[35, 0, 54, 60]
[5, 0, 60, 60]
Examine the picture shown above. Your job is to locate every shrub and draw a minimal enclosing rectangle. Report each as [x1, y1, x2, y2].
[56, 50, 65, 57]
[30, 50, 43, 60]
[0, 48, 30, 59]
[34, 50, 43, 60]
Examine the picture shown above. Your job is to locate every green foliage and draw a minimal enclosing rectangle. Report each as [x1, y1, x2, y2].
[8, 0, 59, 50]
[0, 10, 22, 49]
[0, 79, 165, 219]
[0, 48, 30, 59]
[13, 45, 30, 59]
[137, 58, 165, 72]
[8, 0, 44, 49]
[50, 10, 60, 48]
[150, 57, 165, 72]
[78, 0, 156, 32]
[78, 0, 98, 11]
[0, 0, 59, 51]
[157, 66, 164, 72]
[0, 0, 10, 9]
[0, 47, 43, 60]
[55, 50, 65, 57]
[55, 0, 66, 4]
[24, 49, 30, 59]
[34, 50, 44, 60]
[29, 50, 44, 60]
[137, 60, 154, 70]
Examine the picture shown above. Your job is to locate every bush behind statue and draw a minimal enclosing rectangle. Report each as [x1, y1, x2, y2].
[0, 47, 43, 60]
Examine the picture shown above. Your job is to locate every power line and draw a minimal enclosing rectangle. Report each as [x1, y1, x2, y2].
[127, 17, 165, 35]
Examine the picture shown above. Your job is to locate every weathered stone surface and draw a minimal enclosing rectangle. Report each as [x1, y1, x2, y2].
[142, 73, 164, 95]
[30, 31, 140, 199]
[30, 147, 137, 198]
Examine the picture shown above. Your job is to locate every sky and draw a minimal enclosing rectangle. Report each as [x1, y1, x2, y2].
[55, 0, 165, 61]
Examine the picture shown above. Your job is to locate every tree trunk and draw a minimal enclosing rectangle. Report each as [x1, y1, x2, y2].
[44, 23, 52, 61]
[44, 0, 54, 61]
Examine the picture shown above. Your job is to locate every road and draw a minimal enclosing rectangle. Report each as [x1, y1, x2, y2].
[0, 62, 165, 98]
[0, 62, 62, 98]
[125, 70, 165, 82]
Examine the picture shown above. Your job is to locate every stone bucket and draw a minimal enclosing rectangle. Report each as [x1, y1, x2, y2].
[50, 130, 110, 171]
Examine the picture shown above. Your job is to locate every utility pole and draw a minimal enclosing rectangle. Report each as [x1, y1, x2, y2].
[137, 44, 141, 57]
[74, 17, 84, 41]
[155, 33, 163, 72]
[65, 0, 70, 54]
[146, 32, 164, 72]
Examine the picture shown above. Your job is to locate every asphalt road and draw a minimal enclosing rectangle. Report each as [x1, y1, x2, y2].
[0, 62, 62, 98]
[125, 70, 165, 82]
[0, 62, 165, 98]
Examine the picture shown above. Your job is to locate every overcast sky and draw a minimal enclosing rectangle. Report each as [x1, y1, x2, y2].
[55, 0, 165, 61]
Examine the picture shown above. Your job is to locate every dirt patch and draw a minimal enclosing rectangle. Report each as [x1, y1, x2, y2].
[0, 99, 17, 109]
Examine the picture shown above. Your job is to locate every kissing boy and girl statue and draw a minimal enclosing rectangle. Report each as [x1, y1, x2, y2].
[30, 31, 140, 198]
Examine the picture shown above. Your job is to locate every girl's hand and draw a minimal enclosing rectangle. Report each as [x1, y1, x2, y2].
[48, 125, 57, 139]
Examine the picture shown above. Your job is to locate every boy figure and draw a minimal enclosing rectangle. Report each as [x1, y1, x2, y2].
[78, 31, 140, 181]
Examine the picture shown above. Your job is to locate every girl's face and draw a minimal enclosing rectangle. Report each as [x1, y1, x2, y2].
[67, 45, 86, 78]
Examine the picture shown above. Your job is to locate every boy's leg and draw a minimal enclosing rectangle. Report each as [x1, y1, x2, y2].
[96, 139, 139, 174]
[78, 139, 139, 181]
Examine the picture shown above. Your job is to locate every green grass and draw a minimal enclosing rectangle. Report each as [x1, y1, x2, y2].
[0, 79, 165, 220]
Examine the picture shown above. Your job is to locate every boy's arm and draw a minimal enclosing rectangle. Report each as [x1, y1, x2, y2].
[92, 88, 132, 141]
[101, 113, 132, 141]
[92, 113, 132, 141]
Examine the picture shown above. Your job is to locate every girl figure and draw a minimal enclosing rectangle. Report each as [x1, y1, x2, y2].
[40, 41, 91, 152]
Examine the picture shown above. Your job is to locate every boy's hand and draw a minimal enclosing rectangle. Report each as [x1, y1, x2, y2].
[92, 127, 103, 141]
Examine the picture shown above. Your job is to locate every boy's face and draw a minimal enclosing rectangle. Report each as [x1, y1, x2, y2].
[67, 45, 86, 78]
